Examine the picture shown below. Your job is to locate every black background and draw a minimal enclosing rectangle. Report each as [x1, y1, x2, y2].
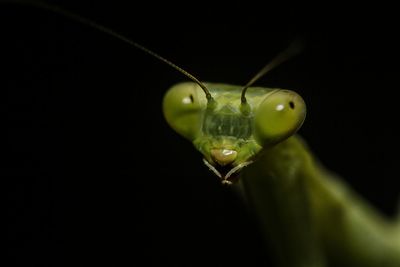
[2, 1, 400, 266]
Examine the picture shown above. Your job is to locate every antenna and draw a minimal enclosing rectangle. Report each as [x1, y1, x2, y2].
[3, 0, 214, 101]
[240, 40, 304, 104]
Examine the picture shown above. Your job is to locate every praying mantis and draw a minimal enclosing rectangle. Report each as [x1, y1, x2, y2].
[3, 0, 398, 266]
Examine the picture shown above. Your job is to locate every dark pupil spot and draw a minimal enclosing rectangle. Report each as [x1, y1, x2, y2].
[289, 101, 295, 109]
[189, 94, 194, 103]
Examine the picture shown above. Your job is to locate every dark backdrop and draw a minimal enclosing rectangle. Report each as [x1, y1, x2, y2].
[2, 1, 400, 266]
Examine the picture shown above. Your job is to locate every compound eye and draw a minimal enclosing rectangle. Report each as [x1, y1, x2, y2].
[162, 82, 207, 140]
[254, 90, 306, 146]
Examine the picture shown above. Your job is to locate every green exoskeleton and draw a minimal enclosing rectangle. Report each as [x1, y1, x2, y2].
[6, 1, 400, 266]
[162, 66, 400, 267]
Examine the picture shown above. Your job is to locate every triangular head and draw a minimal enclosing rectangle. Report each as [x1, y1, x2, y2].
[163, 82, 306, 184]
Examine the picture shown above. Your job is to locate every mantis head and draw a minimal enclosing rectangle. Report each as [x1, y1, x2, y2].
[163, 82, 306, 184]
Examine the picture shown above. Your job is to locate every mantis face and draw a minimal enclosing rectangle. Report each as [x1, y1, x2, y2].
[163, 82, 306, 184]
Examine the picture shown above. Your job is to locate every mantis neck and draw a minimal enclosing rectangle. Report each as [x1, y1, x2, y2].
[240, 136, 326, 267]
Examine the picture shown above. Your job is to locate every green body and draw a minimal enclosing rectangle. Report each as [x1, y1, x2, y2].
[242, 135, 400, 267]
[163, 82, 400, 267]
